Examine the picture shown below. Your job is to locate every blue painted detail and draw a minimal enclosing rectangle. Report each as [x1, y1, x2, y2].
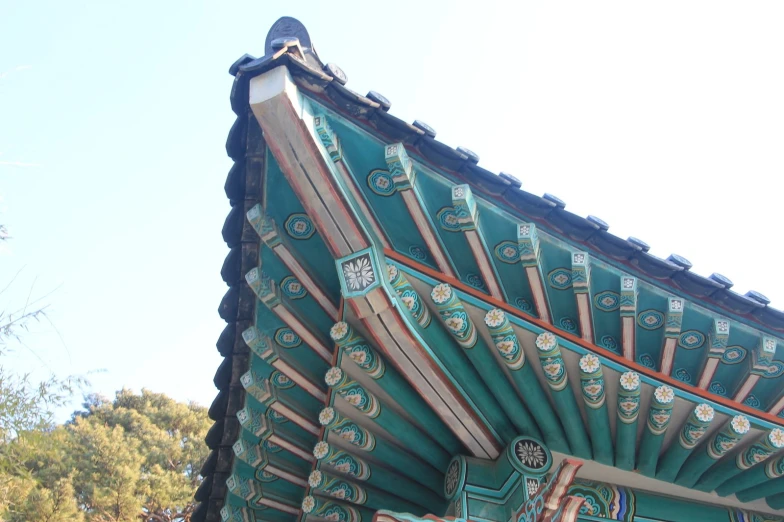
[722, 346, 747, 364]
[280, 276, 307, 299]
[548, 268, 573, 290]
[638, 354, 655, 369]
[674, 368, 692, 384]
[600, 335, 620, 354]
[436, 207, 461, 232]
[679, 330, 706, 349]
[778, 409, 784, 419]
[709, 381, 727, 396]
[494, 241, 520, 264]
[408, 246, 427, 261]
[367, 169, 396, 196]
[559, 317, 578, 333]
[515, 297, 533, 313]
[637, 310, 664, 330]
[764, 361, 784, 379]
[284, 213, 315, 240]
[465, 273, 486, 290]
[743, 394, 761, 408]
[593, 291, 620, 312]
[274, 328, 302, 348]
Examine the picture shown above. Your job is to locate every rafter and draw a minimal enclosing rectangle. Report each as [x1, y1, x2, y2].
[577, 354, 613, 465]
[308, 468, 424, 514]
[518, 223, 551, 323]
[716, 446, 784, 497]
[735, 336, 777, 403]
[655, 403, 715, 482]
[571, 252, 594, 343]
[615, 371, 641, 471]
[301, 495, 373, 522]
[697, 318, 730, 390]
[233, 438, 309, 488]
[227, 474, 301, 514]
[534, 332, 592, 459]
[660, 297, 685, 375]
[237, 404, 316, 463]
[384, 143, 456, 277]
[241, 373, 320, 436]
[637, 385, 675, 477]
[675, 415, 750, 488]
[619, 276, 637, 362]
[247, 204, 339, 320]
[245, 269, 333, 362]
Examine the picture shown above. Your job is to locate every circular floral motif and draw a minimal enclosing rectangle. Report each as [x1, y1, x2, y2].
[437, 207, 461, 232]
[515, 440, 548, 469]
[313, 441, 329, 459]
[637, 310, 664, 330]
[275, 328, 301, 348]
[770, 429, 784, 449]
[763, 361, 784, 379]
[444, 460, 461, 497]
[515, 297, 533, 312]
[284, 213, 315, 240]
[731, 415, 751, 435]
[559, 317, 577, 333]
[342, 255, 375, 291]
[547, 268, 573, 290]
[485, 309, 505, 328]
[722, 346, 747, 364]
[600, 335, 620, 354]
[386, 265, 398, 282]
[579, 354, 600, 374]
[743, 394, 761, 409]
[330, 322, 349, 341]
[271, 371, 293, 389]
[409, 245, 427, 261]
[494, 241, 520, 264]
[679, 330, 706, 350]
[325, 367, 343, 386]
[709, 381, 727, 396]
[280, 276, 307, 299]
[308, 470, 323, 488]
[431, 283, 452, 304]
[593, 291, 620, 312]
[536, 332, 557, 352]
[620, 371, 640, 391]
[526, 478, 540, 498]
[655, 385, 675, 404]
[695, 403, 715, 422]
[638, 354, 655, 369]
[674, 368, 692, 384]
[301, 496, 316, 513]
[319, 407, 336, 426]
[367, 169, 396, 196]
[465, 273, 486, 290]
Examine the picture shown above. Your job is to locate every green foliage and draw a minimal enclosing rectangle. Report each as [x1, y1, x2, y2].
[0, 389, 211, 522]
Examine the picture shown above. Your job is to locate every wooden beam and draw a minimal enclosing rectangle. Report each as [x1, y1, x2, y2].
[636, 385, 675, 477]
[655, 403, 715, 482]
[697, 318, 730, 390]
[577, 354, 613, 465]
[660, 297, 685, 375]
[384, 143, 456, 277]
[675, 415, 750, 488]
[249, 66, 368, 257]
[571, 252, 594, 343]
[518, 223, 551, 323]
[615, 371, 641, 470]
[246, 203, 339, 321]
[619, 276, 638, 362]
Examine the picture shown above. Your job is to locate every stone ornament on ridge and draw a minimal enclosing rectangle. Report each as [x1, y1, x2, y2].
[330, 322, 349, 341]
[484, 308, 505, 328]
[619, 371, 640, 391]
[325, 367, 343, 386]
[695, 403, 715, 423]
[579, 354, 600, 374]
[731, 415, 751, 435]
[654, 385, 675, 404]
[313, 441, 329, 459]
[431, 283, 452, 304]
[536, 332, 557, 352]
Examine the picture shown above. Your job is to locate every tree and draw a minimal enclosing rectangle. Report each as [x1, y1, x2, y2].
[1, 389, 211, 522]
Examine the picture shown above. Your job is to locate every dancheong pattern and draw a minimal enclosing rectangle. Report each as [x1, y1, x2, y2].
[568, 479, 635, 521]
[283, 213, 315, 239]
[594, 290, 620, 312]
[313, 442, 371, 480]
[547, 268, 572, 290]
[494, 240, 520, 264]
[637, 310, 664, 330]
[679, 330, 706, 349]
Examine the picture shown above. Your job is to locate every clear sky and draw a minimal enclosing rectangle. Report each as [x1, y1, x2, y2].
[2, 1, 783, 415]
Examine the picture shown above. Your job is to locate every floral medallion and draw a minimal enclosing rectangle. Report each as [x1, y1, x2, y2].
[284, 213, 315, 240]
[637, 310, 664, 330]
[547, 268, 573, 290]
[341, 253, 376, 292]
[494, 240, 520, 264]
[593, 291, 621, 312]
[280, 276, 307, 299]
[678, 330, 706, 350]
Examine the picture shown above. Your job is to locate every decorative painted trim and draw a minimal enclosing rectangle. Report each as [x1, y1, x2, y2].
[485, 308, 526, 370]
[648, 385, 675, 435]
[313, 441, 372, 480]
[517, 223, 551, 323]
[325, 367, 381, 418]
[620, 276, 637, 362]
[680, 404, 716, 449]
[283, 212, 316, 240]
[301, 495, 362, 522]
[308, 469, 368, 505]
[618, 372, 641, 424]
[319, 407, 376, 451]
[431, 283, 478, 349]
[661, 297, 685, 375]
[337, 248, 382, 298]
[313, 114, 343, 161]
[578, 354, 605, 409]
[330, 321, 386, 379]
[387, 265, 432, 328]
[572, 252, 593, 342]
[536, 333, 567, 391]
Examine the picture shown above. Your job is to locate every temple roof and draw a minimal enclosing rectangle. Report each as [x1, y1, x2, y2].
[197, 16, 784, 522]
